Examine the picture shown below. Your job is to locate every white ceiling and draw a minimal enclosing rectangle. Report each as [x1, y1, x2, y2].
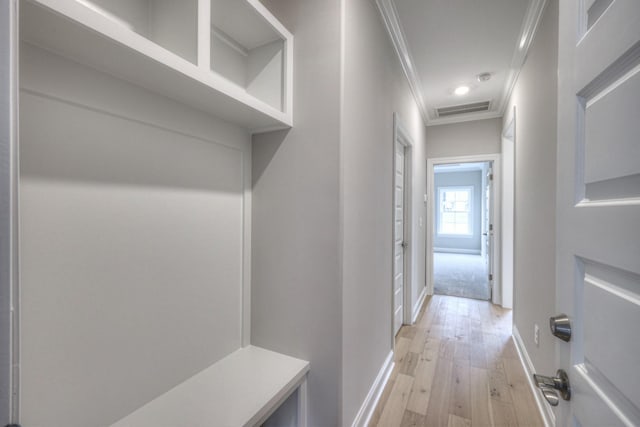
[378, 0, 547, 126]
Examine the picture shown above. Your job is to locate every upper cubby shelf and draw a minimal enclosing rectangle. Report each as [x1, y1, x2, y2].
[20, 0, 293, 133]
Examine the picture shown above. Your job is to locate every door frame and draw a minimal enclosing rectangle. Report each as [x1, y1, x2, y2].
[0, 0, 20, 423]
[501, 108, 515, 309]
[392, 113, 413, 342]
[426, 154, 502, 304]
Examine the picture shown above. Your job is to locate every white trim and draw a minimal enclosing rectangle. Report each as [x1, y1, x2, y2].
[350, 351, 395, 427]
[500, 109, 516, 309]
[427, 154, 502, 305]
[434, 248, 481, 255]
[375, 0, 428, 126]
[497, 0, 548, 116]
[411, 286, 428, 324]
[376, 0, 547, 126]
[512, 326, 556, 427]
[393, 113, 414, 336]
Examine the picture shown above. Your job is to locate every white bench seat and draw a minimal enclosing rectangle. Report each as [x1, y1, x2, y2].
[110, 346, 309, 427]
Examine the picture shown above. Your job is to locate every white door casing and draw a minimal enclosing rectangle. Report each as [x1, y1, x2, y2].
[393, 142, 405, 336]
[426, 154, 502, 305]
[556, 0, 640, 426]
[484, 165, 494, 301]
[501, 111, 515, 309]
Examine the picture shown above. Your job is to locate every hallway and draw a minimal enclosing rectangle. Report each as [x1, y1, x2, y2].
[370, 295, 542, 426]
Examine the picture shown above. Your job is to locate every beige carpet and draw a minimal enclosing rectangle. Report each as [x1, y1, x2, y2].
[433, 252, 490, 300]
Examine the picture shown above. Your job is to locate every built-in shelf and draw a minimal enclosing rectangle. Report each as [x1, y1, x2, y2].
[211, 0, 286, 111]
[20, 0, 293, 133]
[109, 346, 310, 427]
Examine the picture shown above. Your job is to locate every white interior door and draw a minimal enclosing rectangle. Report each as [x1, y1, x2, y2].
[393, 143, 405, 336]
[484, 166, 494, 300]
[556, 0, 640, 425]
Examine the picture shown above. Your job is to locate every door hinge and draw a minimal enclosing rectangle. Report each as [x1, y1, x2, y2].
[489, 173, 493, 181]
[489, 224, 493, 231]
[489, 273, 493, 281]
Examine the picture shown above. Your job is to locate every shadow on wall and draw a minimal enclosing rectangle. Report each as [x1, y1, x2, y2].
[252, 129, 290, 186]
[21, 92, 243, 194]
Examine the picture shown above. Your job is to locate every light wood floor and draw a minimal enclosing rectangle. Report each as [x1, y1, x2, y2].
[369, 295, 543, 427]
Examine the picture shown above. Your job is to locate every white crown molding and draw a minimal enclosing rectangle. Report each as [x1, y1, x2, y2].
[375, 0, 429, 126]
[378, 0, 548, 127]
[497, 0, 548, 116]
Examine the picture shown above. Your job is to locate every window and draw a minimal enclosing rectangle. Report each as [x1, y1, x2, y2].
[438, 186, 473, 235]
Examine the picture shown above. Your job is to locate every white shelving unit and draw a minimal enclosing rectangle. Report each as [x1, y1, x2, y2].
[110, 346, 309, 427]
[20, 0, 293, 133]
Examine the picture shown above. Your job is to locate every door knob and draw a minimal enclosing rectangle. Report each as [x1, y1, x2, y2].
[549, 314, 571, 342]
[533, 369, 571, 406]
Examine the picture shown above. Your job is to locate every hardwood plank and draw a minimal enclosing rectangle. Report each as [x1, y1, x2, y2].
[405, 338, 440, 415]
[398, 351, 420, 376]
[489, 399, 519, 427]
[503, 357, 544, 426]
[409, 328, 427, 354]
[469, 319, 487, 369]
[449, 359, 471, 419]
[395, 337, 412, 363]
[371, 296, 543, 427]
[483, 333, 505, 371]
[424, 358, 454, 427]
[469, 367, 492, 427]
[488, 366, 512, 403]
[439, 338, 457, 360]
[400, 410, 426, 427]
[377, 374, 414, 427]
[399, 326, 418, 340]
[448, 414, 472, 427]
[454, 341, 471, 361]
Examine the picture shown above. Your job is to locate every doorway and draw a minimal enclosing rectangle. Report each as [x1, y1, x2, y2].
[392, 113, 413, 338]
[427, 155, 501, 304]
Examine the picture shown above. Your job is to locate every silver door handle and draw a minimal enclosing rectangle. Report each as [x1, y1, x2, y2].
[533, 369, 571, 406]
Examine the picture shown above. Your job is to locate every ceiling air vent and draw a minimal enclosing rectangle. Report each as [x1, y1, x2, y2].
[435, 101, 491, 118]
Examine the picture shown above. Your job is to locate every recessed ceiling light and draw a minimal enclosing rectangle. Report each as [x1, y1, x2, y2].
[454, 86, 470, 96]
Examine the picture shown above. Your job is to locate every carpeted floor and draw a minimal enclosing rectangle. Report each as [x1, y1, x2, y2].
[433, 252, 490, 300]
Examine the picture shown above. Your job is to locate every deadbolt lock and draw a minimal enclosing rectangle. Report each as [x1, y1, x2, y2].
[549, 314, 571, 342]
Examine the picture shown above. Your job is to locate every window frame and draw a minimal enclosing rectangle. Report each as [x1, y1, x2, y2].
[437, 185, 474, 237]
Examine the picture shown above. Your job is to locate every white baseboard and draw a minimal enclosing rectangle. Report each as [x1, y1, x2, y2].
[351, 351, 394, 427]
[434, 247, 481, 255]
[412, 286, 428, 323]
[512, 326, 555, 427]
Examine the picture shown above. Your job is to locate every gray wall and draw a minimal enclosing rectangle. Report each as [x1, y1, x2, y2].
[434, 170, 482, 253]
[251, 0, 343, 425]
[341, 0, 427, 424]
[19, 45, 251, 427]
[253, 1, 428, 425]
[426, 117, 501, 159]
[503, 0, 558, 378]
